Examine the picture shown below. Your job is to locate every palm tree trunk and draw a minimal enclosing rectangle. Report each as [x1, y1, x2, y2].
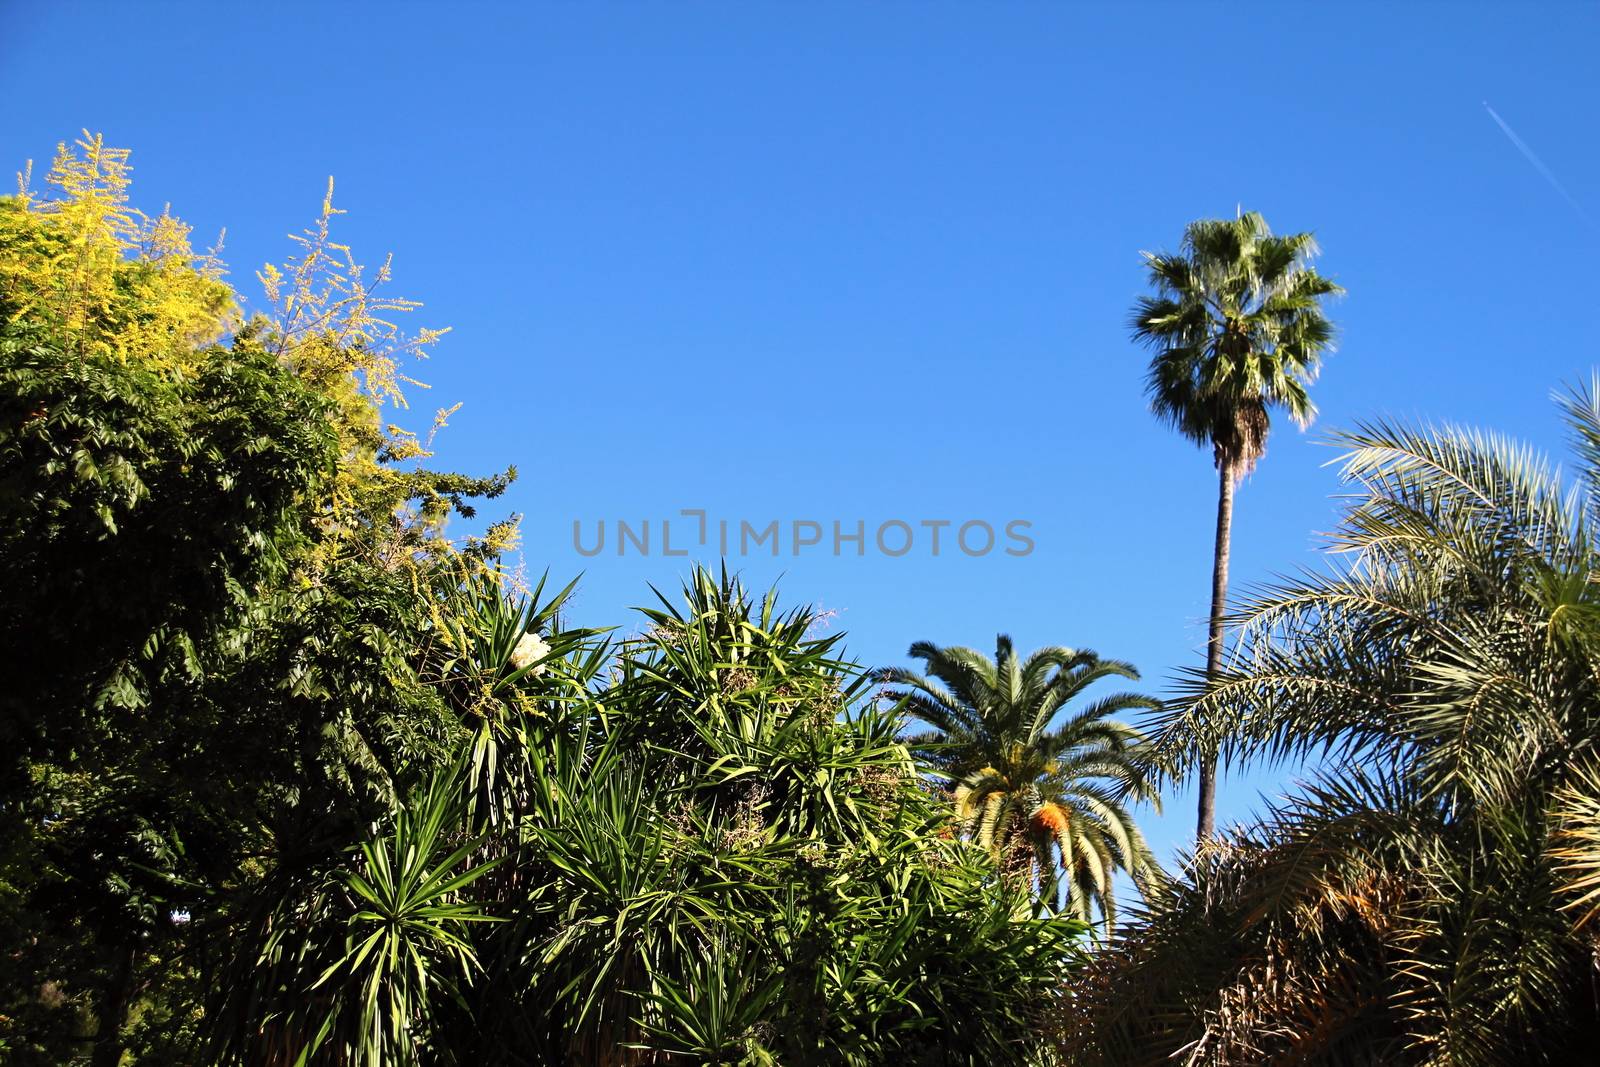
[1197, 464, 1235, 841]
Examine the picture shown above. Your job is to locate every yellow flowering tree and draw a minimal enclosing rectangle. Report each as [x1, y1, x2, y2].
[0, 132, 517, 1066]
[1, 131, 516, 572]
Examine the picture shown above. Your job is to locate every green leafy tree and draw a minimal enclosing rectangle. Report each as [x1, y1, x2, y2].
[0, 315, 342, 1066]
[875, 637, 1162, 928]
[1130, 210, 1340, 839]
[0, 135, 512, 1066]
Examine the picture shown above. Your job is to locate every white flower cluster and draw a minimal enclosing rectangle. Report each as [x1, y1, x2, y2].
[509, 631, 551, 675]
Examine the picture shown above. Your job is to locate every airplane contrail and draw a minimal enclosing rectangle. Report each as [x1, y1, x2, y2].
[1483, 101, 1596, 228]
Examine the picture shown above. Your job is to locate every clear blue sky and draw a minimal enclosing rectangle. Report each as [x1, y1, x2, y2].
[6, 3, 1597, 867]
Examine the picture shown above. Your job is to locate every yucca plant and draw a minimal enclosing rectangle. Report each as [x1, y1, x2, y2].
[315, 768, 500, 1066]
[208, 566, 1082, 1065]
[422, 567, 596, 828]
[475, 568, 1084, 1066]
[634, 939, 784, 1065]
[207, 760, 498, 1066]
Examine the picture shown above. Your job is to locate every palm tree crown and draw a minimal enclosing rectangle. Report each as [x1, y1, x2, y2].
[1132, 210, 1340, 480]
[874, 636, 1162, 928]
[1131, 209, 1341, 842]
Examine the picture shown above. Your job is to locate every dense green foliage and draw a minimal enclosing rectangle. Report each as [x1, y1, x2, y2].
[0, 142, 508, 1064]
[0, 137, 1083, 1066]
[207, 571, 1082, 1066]
[18, 129, 1600, 1067]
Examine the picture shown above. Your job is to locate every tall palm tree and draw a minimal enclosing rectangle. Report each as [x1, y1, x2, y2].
[1060, 386, 1600, 1065]
[874, 636, 1162, 929]
[1130, 210, 1341, 840]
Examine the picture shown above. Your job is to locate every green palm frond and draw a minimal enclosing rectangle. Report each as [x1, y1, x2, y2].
[1076, 397, 1600, 1064]
[880, 634, 1161, 922]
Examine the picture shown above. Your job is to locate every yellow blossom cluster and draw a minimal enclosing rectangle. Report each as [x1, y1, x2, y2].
[3, 131, 513, 576]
